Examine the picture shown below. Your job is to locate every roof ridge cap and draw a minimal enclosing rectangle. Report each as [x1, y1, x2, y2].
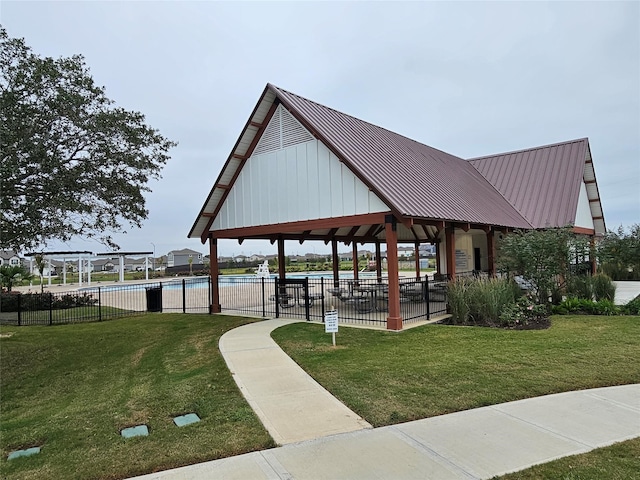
[468, 137, 589, 162]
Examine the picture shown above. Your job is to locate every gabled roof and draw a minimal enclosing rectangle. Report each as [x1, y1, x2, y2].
[169, 248, 202, 255]
[468, 138, 605, 233]
[189, 84, 531, 241]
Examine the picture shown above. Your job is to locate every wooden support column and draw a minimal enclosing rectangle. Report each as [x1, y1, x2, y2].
[445, 224, 456, 279]
[209, 236, 221, 313]
[385, 216, 402, 331]
[375, 240, 382, 282]
[435, 242, 441, 276]
[277, 237, 286, 280]
[487, 229, 495, 277]
[352, 242, 359, 281]
[414, 242, 421, 280]
[331, 239, 339, 287]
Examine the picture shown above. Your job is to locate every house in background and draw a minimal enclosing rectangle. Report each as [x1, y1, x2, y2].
[0, 251, 23, 267]
[167, 249, 203, 267]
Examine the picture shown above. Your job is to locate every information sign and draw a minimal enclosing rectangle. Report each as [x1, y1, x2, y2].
[325, 310, 338, 333]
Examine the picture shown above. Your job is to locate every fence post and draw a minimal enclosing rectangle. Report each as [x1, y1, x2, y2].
[182, 279, 186, 313]
[274, 278, 280, 318]
[208, 276, 212, 314]
[304, 278, 310, 321]
[425, 275, 430, 319]
[320, 277, 325, 320]
[17, 293, 21, 326]
[49, 292, 53, 326]
[261, 277, 266, 318]
[98, 287, 102, 322]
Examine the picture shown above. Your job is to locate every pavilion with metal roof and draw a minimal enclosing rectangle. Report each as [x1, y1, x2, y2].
[189, 83, 605, 330]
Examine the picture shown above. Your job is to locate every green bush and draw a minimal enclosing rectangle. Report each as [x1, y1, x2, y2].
[622, 295, 640, 315]
[499, 295, 548, 327]
[447, 277, 519, 325]
[552, 297, 621, 316]
[591, 273, 616, 301]
[566, 275, 593, 300]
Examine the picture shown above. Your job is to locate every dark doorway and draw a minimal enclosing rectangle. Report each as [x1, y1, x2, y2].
[474, 248, 482, 271]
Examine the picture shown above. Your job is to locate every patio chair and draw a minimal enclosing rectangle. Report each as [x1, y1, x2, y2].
[327, 287, 374, 313]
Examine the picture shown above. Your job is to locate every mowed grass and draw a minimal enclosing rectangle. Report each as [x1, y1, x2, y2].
[497, 437, 640, 479]
[272, 315, 640, 427]
[0, 314, 274, 480]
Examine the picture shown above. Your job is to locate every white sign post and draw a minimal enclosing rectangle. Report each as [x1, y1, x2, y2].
[324, 308, 339, 346]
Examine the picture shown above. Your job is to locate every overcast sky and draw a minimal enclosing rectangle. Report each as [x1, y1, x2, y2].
[2, 1, 638, 258]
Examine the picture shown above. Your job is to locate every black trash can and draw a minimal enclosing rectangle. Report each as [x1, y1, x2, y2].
[145, 286, 163, 312]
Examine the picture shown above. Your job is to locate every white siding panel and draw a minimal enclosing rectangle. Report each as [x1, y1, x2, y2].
[297, 144, 309, 219]
[354, 179, 370, 215]
[317, 143, 332, 218]
[575, 182, 595, 230]
[369, 191, 390, 212]
[211, 139, 391, 232]
[276, 149, 288, 223]
[286, 146, 299, 222]
[330, 152, 344, 216]
[342, 164, 357, 215]
[307, 142, 320, 219]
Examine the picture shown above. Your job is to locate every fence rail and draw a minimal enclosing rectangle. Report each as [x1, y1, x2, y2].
[217, 275, 447, 326]
[0, 277, 211, 326]
[2, 274, 448, 328]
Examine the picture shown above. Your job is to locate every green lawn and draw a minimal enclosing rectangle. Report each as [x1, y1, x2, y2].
[0, 314, 274, 480]
[496, 437, 640, 479]
[2, 314, 638, 480]
[271, 315, 640, 427]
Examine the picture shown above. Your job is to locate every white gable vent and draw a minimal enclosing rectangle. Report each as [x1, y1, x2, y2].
[253, 105, 314, 156]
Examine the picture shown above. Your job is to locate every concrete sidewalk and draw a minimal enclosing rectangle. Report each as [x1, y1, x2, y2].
[219, 319, 371, 445]
[133, 384, 640, 479]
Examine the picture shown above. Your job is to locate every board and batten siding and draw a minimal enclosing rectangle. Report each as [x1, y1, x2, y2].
[212, 139, 390, 230]
[574, 181, 595, 231]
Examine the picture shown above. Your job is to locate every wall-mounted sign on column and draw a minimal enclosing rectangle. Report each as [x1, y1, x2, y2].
[324, 308, 338, 346]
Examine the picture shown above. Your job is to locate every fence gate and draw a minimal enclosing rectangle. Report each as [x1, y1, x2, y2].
[274, 278, 311, 321]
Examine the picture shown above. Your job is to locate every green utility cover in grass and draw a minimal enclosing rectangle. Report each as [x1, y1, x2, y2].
[121, 425, 149, 438]
[8, 447, 41, 460]
[173, 413, 200, 427]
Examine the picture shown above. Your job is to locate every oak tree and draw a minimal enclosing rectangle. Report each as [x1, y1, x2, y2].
[0, 27, 177, 251]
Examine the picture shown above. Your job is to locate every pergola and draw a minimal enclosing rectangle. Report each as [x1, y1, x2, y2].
[96, 251, 153, 282]
[24, 251, 93, 286]
[189, 84, 605, 330]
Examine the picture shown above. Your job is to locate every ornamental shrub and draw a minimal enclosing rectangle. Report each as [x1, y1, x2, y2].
[499, 295, 548, 327]
[591, 273, 616, 302]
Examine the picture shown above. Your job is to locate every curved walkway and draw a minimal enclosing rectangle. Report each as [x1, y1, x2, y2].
[219, 318, 372, 445]
[132, 319, 640, 480]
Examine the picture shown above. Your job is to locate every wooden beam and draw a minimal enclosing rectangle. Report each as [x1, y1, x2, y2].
[298, 230, 311, 244]
[385, 221, 402, 331]
[232, 154, 248, 160]
[324, 228, 339, 245]
[209, 236, 221, 313]
[445, 224, 455, 278]
[249, 121, 263, 128]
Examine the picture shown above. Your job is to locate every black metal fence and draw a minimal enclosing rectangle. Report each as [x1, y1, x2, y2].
[1, 274, 448, 328]
[0, 277, 211, 326]
[217, 274, 448, 326]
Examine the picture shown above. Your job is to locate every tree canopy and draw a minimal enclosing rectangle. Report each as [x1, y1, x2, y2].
[0, 27, 177, 252]
[496, 227, 591, 305]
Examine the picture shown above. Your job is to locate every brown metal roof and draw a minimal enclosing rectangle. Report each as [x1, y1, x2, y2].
[191, 84, 608, 242]
[468, 138, 593, 229]
[270, 85, 532, 229]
